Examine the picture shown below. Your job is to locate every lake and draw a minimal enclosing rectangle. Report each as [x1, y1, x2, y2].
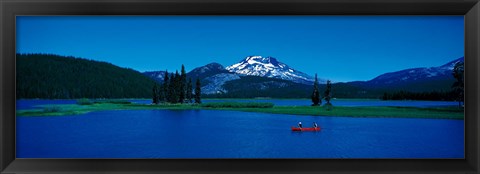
[16, 102, 464, 158]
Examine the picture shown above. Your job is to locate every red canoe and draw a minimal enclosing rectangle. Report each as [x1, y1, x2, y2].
[291, 127, 321, 131]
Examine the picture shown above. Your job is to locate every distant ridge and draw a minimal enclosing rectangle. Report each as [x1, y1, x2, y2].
[350, 56, 464, 92]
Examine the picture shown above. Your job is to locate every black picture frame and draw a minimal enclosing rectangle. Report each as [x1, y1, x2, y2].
[1, 0, 479, 173]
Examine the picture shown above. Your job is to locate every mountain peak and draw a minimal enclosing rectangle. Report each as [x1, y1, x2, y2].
[226, 56, 317, 84]
[186, 62, 231, 81]
[245, 55, 263, 61]
[190, 62, 225, 73]
[204, 62, 225, 70]
[243, 56, 279, 65]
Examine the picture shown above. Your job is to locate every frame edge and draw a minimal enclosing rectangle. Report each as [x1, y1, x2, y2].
[1, 0, 17, 173]
[465, 1, 480, 172]
[2, 0, 480, 174]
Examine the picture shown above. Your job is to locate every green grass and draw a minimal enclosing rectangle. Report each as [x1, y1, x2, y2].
[200, 102, 274, 108]
[43, 106, 62, 113]
[16, 102, 464, 120]
[226, 106, 464, 119]
[76, 98, 93, 105]
[93, 99, 132, 104]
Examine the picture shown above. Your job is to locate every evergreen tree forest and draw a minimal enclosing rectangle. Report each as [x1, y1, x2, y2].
[16, 54, 157, 99]
[195, 78, 202, 104]
[151, 65, 199, 104]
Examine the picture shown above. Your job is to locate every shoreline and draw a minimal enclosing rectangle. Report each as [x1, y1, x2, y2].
[16, 98, 461, 102]
[16, 102, 464, 120]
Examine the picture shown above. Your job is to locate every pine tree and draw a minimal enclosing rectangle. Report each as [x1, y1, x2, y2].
[179, 65, 187, 103]
[163, 71, 169, 102]
[311, 73, 321, 106]
[382, 92, 389, 100]
[186, 78, 193, 103]
[324, 80, 333, 110]
[452, 62, 464, 108]
[158, 83, 164, 103]
[172, 70, 180, 103]
[168, 73, 177, 103]
[152, 83, 158, 104]
[324, 80, 332, 104]
[194, 78, 201, 104]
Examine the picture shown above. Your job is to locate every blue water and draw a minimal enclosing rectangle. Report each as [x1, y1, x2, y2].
[16, 109, 464, 158]
[16, 99, 77, 110]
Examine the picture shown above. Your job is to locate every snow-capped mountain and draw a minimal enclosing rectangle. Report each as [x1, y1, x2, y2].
[226, 56, 321, 85]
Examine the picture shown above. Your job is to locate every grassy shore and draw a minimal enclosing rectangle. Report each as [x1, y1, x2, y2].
[16, 101, 464, 119]
[231, 106, 464, 119]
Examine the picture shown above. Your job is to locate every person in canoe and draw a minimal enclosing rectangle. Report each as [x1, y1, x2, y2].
[313, 122, 318, 128]
[298, 122, 302, 128]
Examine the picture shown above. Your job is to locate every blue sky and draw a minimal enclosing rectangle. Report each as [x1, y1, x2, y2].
[16, 16, 464, 82]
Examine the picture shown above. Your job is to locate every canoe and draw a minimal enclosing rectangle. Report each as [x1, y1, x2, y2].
[291, 127, 320, 131]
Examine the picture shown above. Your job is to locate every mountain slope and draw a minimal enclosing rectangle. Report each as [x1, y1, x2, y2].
[207, 76, 385, 99]
[226, 56, 321, 84]
[17, 54, 157, 99]
[205, 76, 312, 98]
[348, 57, 463, 92]
[186, 62, 231, 80]
[186, 63, 241, 94]
[143, 71, 167, 83]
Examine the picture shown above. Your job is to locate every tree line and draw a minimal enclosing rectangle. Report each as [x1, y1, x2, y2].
[381, 61, 464, 107]
[381, 90, 458, 101]
[152, 65, 202, 104]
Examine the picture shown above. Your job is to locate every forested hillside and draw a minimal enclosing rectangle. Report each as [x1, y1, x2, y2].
[203, 76, 385, 99]
[16, 54, 157, 99]
[203, 76, 311, 98]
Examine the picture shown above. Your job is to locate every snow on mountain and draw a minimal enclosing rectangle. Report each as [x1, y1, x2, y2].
[368, 57, 464, 85]
[439, 57, 464, 71]
[226, 56, 321, 84]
